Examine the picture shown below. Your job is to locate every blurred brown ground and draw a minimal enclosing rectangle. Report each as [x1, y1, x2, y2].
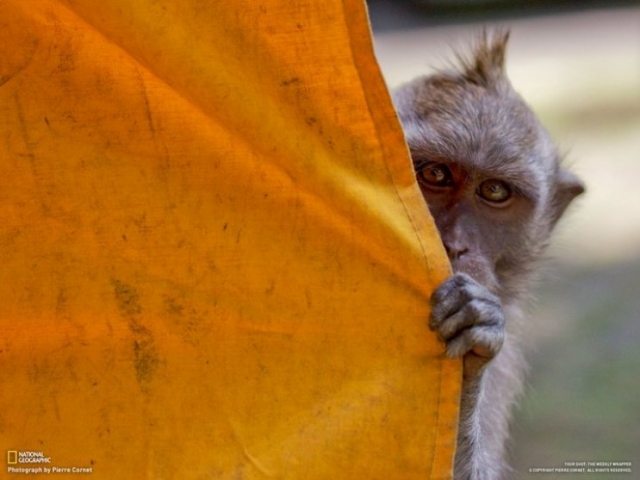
[371, 4, 640, 477]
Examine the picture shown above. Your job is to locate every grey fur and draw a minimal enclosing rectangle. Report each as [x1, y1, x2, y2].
[393, 31, 584, 479]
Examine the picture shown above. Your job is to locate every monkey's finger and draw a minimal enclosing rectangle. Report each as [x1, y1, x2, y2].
[470, 324, 504, 359]
[445, 325, 504, 360]
[429, 277, 467, 328]
[429, 273, 495, 329]
[436, 298, 503, 342]
[444, 329, 474, 358]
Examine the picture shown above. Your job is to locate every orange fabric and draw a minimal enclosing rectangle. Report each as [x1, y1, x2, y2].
[0, 0, 459, 478]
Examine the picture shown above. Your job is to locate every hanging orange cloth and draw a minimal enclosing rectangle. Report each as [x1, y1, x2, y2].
[0, 0, 459, 478]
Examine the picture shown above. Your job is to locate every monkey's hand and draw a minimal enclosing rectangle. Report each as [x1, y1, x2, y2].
[429, 272, 505, 380]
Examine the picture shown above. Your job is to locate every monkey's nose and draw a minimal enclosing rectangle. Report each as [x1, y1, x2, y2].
[444, 244, 469, 261]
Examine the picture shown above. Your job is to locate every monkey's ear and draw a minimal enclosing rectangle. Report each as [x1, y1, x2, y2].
[458, 29, 510, 89]
[551, 169, 585, 226]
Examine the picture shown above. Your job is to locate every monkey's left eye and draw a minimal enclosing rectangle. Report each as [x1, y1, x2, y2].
[416, 163, 453, 189]
[477, 179, 512, 205]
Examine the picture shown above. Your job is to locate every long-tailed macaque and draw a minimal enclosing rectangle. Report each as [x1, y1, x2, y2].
[392, 31, 584, 479]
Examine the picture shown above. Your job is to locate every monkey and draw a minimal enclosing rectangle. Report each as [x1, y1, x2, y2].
[391, 31, 584, 479]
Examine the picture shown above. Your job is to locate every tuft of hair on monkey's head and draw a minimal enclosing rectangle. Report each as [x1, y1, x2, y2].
[453, 28, 511, 91]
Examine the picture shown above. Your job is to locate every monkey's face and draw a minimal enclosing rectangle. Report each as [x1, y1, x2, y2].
[412, 150, 538, 294]
[395, 78, 564, 296]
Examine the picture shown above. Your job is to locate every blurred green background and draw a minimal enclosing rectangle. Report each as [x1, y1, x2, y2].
[367, 1, 640, 477]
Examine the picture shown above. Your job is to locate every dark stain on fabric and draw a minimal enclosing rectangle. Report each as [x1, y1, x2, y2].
[280, 77, 300, 87]
[111, 278, 142, 318]
[111, 279, 159, 387]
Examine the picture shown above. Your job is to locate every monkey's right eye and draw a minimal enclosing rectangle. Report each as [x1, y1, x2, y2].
[416, 163, 454, 189]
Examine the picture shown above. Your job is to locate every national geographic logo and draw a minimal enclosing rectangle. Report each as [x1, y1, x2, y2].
[6, 450, 93, 475]
[7, 450, 51, 464]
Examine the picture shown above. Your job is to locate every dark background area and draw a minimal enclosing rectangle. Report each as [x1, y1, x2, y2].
[367, 0, 638, 31]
